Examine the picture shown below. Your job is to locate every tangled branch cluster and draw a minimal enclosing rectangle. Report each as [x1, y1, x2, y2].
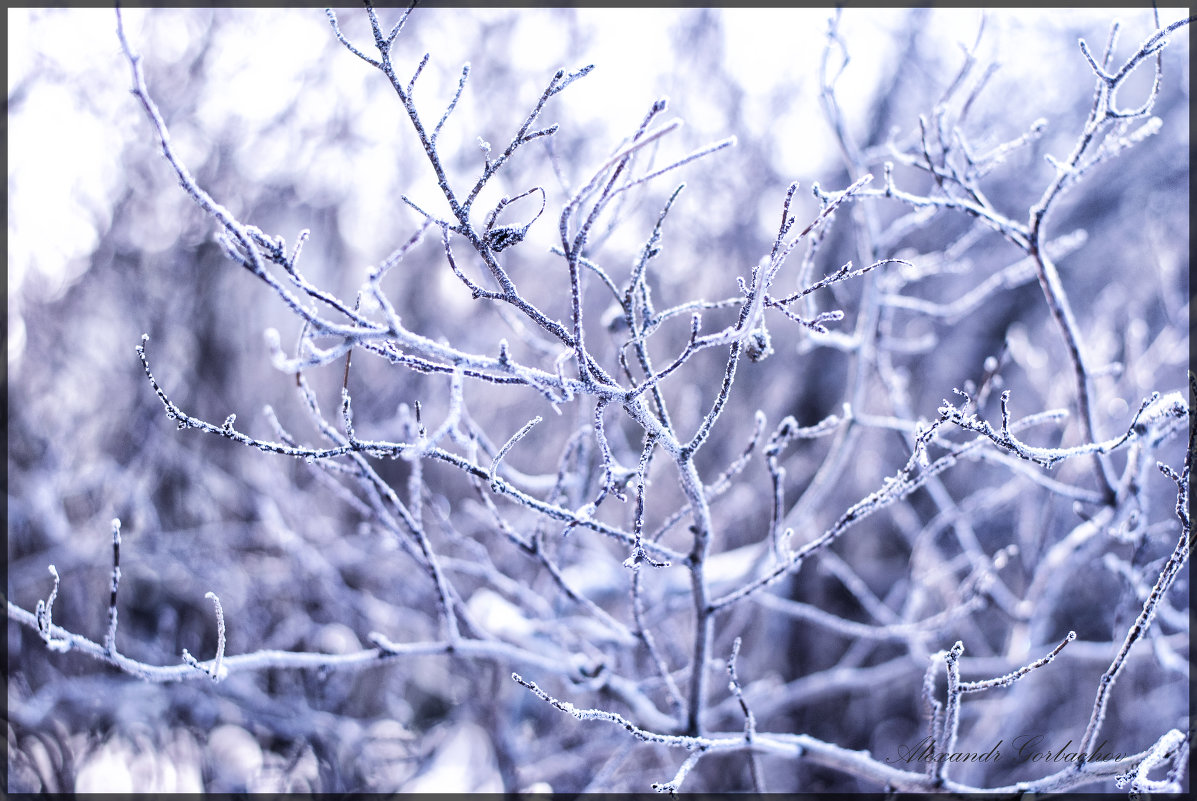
[7, 6, 1191, 793]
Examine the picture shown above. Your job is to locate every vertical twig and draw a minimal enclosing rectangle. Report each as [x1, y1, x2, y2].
[104, 518, 122, 655]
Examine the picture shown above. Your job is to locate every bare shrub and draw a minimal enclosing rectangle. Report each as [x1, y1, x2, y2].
[7, 6, 1190, 793]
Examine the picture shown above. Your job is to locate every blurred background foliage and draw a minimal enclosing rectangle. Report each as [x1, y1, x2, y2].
[7, 7, 1189, 792]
